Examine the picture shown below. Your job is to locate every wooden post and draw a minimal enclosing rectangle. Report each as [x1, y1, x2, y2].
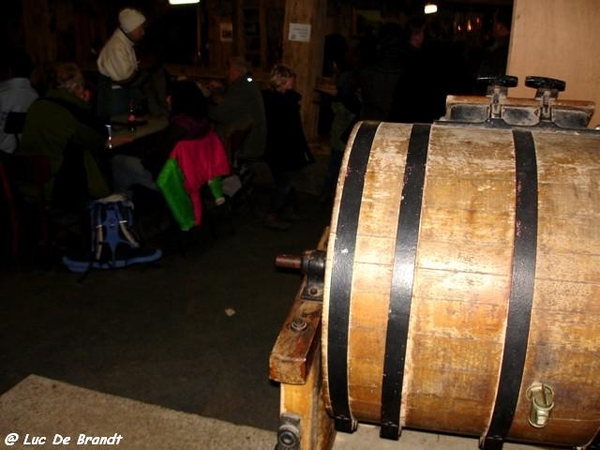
[282, 0, 327, 140]
[232, 0, 245, 57]
[507, 0, 600, 126]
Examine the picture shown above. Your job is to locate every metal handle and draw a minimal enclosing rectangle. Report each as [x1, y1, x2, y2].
[525, 76, 566, 92]
[477, 75, 519, 88]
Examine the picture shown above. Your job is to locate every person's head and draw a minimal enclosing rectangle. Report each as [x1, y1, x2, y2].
[46, 62, 88, 102]
[119, 8, 146, 43]
[493, 8, 512, 39]
[225, 57, 250, 84]
[167, 80, 208, 120]
[405, 16, 426, 49]
[269, 64, 296, 93]
[1, 48, 34, 80]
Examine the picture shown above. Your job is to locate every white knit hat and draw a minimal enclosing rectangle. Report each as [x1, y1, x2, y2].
[119, 8, 146, 33]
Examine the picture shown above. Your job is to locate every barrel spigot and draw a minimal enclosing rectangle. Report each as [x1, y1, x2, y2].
[526, 382, 554, 428]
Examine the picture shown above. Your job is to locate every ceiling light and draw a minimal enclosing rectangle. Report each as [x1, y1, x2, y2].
[424, 3, 438, 14]
[169, 0, 200, 4]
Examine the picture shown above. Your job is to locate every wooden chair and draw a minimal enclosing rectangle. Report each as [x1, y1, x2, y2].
[4, 112, 27, 151]
[0, 160, 19, 259]
[2, 154, 54, 260]
[1, 112, 31, 259]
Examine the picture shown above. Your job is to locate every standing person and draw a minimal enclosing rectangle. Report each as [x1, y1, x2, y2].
[320, 67, 361, 205]
[358, 20, 404, 121]
[97, 8, 166, 119]
[262, 64, 314, 230]
[389, 16, 444, 123]
[0, 49, 38, 155]
[207, 56, 267, 163]
[476, 8, 512, 80]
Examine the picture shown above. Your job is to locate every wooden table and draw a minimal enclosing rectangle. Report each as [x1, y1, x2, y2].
[108, 115, 169, 149]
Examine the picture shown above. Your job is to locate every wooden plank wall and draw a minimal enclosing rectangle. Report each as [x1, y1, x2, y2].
[508, 0, 600, 127]
[20, 0, 113, 66]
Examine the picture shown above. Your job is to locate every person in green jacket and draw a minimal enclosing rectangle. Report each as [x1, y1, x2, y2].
[19, 62, 111, 209]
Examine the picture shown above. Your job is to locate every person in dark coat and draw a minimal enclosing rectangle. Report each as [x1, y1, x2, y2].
[262, 64, 313, 230]
[476, 8, 512, 80]
[388, 16, 445, 124]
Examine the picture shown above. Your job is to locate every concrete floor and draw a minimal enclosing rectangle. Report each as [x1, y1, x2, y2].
[0, 375, 548, 450]
[1, 186, 332, 433]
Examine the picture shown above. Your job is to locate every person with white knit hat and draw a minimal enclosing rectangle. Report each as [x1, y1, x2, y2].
[96, 8, 148, 118]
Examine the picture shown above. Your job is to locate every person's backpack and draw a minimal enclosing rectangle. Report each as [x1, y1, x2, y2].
[62, 194, 162, 273]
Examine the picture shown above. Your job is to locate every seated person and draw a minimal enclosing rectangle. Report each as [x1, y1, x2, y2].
[19, 62, 111, 210]
[207, 57, 267, 163]
[0, 48, 39, 155]
[112, 80, 229, 207]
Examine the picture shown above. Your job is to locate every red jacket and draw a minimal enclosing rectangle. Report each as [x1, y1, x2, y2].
[169, 131, 230, 225]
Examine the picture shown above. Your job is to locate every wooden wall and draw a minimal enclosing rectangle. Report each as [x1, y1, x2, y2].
[507, 0, 600, 127]
[18, 0, 600, 135]
[19, 0, 113, 66]
[282, 0, 327, 140]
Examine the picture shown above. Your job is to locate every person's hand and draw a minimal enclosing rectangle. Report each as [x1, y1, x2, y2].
[109, 135, 134, 147]
[206, 79, 224, 92]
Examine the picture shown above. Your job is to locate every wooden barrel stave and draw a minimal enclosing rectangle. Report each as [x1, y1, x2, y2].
[323, 121, 600, 446]
[405, 125, 514, 436]
[349, 123, 410, 424]
[508, 132, 600, 444]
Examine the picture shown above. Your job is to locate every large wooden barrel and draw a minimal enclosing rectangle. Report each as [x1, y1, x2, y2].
[322, 120, 600, 448]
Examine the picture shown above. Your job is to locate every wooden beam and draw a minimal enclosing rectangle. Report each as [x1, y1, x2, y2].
[270, 228, 335, 450]
[282, 0, 327, 140]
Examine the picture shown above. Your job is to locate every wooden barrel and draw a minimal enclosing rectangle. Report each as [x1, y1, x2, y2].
[322, 120, 600, 447]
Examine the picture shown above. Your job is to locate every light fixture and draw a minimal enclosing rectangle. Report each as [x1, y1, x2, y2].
[424, 3, 438, 14]
[169, 0, 200, 5]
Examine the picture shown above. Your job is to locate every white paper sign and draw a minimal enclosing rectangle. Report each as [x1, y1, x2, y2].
[288, 23, 311, 42]
[220, 22, 233, 42]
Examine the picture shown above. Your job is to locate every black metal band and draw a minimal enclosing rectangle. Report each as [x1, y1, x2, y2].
[380, 124, 431, 440]
[482, 129, 538, 449]
[327, 121, 379, 433]
[588, 429, 600, 449]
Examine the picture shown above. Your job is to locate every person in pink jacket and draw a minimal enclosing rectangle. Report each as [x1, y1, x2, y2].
[111, 80, 229, 215]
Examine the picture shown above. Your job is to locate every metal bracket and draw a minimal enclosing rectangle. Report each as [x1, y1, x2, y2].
[300, 250, 325, 301]
[525, 76, 566, 122]
[479, 75, 519, 121]
[275, 250, 325, 301]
